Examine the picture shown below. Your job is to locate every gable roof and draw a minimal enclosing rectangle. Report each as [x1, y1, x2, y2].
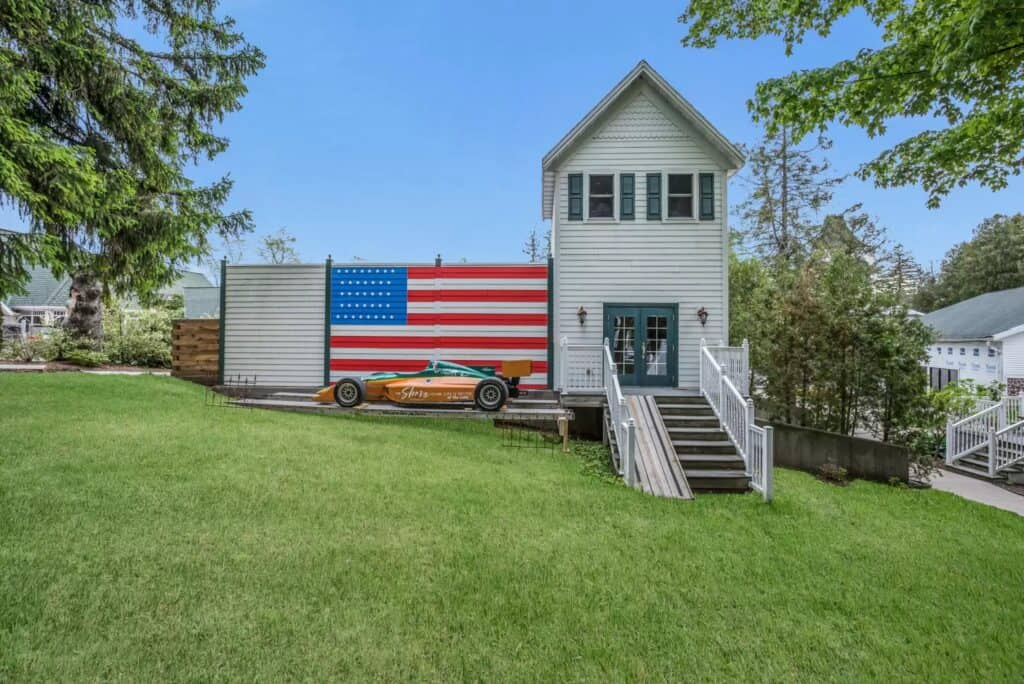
[541, 60, 744, 219]
[921, 286, 1024, 340]
[4, 266, 71, 308]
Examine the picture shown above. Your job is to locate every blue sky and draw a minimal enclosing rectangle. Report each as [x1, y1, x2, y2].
[4, 0, 1022, 272]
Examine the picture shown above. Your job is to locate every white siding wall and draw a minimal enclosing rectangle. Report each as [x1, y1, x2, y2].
[552, 84, 729, 389]
[925, 340, 1002, 386]
[222, 264, 326, 386]
[1002, 332, 1024, 384]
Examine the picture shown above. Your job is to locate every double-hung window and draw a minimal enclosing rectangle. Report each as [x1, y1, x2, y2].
[589, 174, 614, 218]
[667, 174, 694, 218]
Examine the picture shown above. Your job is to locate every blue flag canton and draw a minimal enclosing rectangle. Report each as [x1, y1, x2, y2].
[330, 266, 407, 324]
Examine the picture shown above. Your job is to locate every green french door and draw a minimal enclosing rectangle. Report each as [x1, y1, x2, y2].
[603, 305, 677, 387]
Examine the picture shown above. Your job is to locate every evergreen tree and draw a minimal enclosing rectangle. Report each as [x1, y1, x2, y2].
[736, 129, 843, 261]
[522, 227, 550, 263]
[0, 1, 265, 339]
[878, 243, 924, 306]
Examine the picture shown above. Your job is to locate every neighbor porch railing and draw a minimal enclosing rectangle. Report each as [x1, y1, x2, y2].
[947, 396, 1024, 476]
[699, 339, 773, 501]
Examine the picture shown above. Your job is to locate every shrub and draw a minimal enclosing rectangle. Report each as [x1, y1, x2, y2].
[102, 305, 177, 367]
[0, 335, 49, 362]
[63, 348, 108, 367]
[818, 462, 849, 484]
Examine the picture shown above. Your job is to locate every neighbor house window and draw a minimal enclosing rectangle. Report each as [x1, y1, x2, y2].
[989, 348, 996, 357]
[589, 174, 614, 218]
[947, 347, 953, 354]
[959, 348, 966, 355]
[973, 348, 980, 357]
[667, 174, 694, 218]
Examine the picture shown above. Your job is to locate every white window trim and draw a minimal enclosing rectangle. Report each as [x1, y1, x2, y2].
[585, 171, 618, 222]
[665, 171, 696, 221]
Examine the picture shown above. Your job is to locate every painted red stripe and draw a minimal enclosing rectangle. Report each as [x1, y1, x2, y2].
[331, 335, 548, 349]
[407, 266, 548, 280]
[330, 359, 549, 373]
[407, 289, 547, 302]
[405, 313, 547, 326]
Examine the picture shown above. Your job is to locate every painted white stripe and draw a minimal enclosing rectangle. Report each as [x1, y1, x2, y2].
[406, 278, 547, 290]
[331, 325, 548, 336]
[330, 348, 546, 360]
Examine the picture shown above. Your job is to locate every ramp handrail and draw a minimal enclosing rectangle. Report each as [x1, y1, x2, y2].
[603, 340, 637, 486]
[699, 339, 772, 501]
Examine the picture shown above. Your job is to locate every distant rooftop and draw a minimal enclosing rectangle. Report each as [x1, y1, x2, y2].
[921, 287, 1024, 340]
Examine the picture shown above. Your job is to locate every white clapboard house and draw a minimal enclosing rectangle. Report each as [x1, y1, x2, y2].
[218, 62, 773, 499]
[922, 286, 1024, 395]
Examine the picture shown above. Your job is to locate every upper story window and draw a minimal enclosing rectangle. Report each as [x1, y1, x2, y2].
[947, 347, 953, 355]
[667, 174, 694, 218]
[589, 174, 614, 218]
[959, 347, 966, 356]
[988, 348, 997, 358]
[973, 348, 980, 357]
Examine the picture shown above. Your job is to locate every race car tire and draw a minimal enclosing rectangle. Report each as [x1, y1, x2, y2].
[474, 378, 508, 411]
[333, 377, 365, 407]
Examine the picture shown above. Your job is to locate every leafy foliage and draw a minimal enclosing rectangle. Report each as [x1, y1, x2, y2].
[258, 228, 300, 264]
[914, 213, 1024, 311]
[103, 301, 180, 367]
[732, 222, 934, 440]
[0, 1, 264, 298]
[680, 1, 1024, 206]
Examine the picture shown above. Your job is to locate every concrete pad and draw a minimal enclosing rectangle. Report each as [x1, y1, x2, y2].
[0, 363, 47, 371]
[82, 370, 170, 376]
[931, 469, 1024, 517]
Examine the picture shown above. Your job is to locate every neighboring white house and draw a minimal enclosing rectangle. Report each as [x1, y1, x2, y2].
[921, 286, 1024, 395]
[544, 60, 743, 390]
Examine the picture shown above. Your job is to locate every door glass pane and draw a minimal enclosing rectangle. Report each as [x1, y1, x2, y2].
[644, 315, 668, 377]
[613, 316, 635, 375]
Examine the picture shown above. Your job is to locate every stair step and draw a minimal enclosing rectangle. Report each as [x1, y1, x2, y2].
[673, 440, 737, 455]
[658, 406, 715, 416]
[677, 453, 746, 469]
[947, 462, 1004, 481]
[667, 427, 728, 439]
[654, 396, 708, 406]
[684, 469, 751, 492]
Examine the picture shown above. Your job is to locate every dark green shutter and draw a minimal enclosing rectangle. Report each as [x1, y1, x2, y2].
[699, 173, 715, 220]
[646, 173, 661, 220]
[620, 174, 635, 220]
[568, 173, 583, 221]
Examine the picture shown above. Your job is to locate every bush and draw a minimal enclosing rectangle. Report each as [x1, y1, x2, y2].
[63, 348, 108, 367]
[102, 305, 177, 367]
[818, 462, 849, 484]
[0, 335, 50, 363]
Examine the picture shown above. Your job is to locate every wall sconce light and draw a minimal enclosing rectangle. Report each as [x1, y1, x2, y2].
[697, 307, 709, 327]
[577, 306, 588, 326]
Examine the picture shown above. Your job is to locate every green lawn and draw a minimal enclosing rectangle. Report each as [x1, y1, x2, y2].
[2, 374, 1022, 681]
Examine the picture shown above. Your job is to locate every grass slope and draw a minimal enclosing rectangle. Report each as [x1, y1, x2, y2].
[1, 374, 1023, 681]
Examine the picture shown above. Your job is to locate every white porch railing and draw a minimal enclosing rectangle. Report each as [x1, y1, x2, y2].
[701, 339, 751, 396]
[700, 339, 773, 501]
[947, 396, 1024, 476]
[558, 337, 606, 394]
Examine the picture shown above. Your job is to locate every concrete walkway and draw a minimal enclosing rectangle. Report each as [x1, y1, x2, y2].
[931, 469, 1024, 517]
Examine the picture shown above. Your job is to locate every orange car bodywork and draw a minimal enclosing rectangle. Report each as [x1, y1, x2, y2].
[313, 376, 483, 405]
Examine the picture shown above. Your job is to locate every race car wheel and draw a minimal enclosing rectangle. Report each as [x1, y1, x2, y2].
[474, 378, 508, 411]
[333, 378, 364, 407]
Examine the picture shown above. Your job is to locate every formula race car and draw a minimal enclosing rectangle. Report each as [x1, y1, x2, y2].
[313, 359, 533, 411]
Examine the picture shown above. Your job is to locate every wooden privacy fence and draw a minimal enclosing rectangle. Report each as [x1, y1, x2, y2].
[172, 319, 219, 385]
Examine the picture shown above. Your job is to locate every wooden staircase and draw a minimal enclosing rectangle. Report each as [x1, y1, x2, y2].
[604, 394, 750, 495]
[655, 396, 750, 492]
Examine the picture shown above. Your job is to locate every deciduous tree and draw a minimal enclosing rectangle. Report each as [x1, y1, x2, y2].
[681, 1, 1024, 207]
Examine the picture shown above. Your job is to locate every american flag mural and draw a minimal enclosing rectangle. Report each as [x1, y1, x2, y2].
[329, 264, 549, 389]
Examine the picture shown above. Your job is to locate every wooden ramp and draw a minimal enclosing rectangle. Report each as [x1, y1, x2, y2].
[626, 395, 693, 499]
